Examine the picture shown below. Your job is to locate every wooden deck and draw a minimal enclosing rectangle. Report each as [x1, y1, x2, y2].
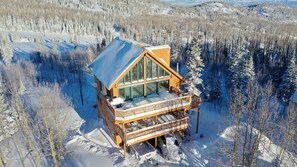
[105, 87, 191, 124]
[115, 117, 189, 145]
[102, 86, 201, 151]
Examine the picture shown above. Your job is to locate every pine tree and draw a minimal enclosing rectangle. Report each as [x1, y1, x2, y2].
[278, 53, 297, 102]
[229, 46, 254, 94]
[186, 36, 204, 96]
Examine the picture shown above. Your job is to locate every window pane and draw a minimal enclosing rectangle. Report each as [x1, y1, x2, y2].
[146, 58, 152, 79]
[125, 87, 131, 99]
[158, 80, 169, 93]
[119, 88, 125, 98]
[119, 78, 124, 85]
[124, 71, 131, 84]
[132, 65, 138, 82]
[133, 85, 143, 98]
[152, 61, 157, 79]
[138, 58, 144, 81]
[147, 82, 157, 95]
[164, 69, 169, 76]
[158, 67, 165, 78]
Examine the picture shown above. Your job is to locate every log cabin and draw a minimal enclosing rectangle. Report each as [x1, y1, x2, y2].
[89, 37, 201, 157]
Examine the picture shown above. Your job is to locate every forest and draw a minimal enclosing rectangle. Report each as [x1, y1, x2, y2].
[0, 0, 296, 166]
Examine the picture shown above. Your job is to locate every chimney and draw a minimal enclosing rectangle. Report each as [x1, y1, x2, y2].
[177, 63, 179, 74]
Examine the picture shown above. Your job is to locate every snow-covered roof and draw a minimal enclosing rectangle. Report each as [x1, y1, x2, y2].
[291, 91, 297, 104]
[89, 37, 145, 89]
[145, 45, 170, 50]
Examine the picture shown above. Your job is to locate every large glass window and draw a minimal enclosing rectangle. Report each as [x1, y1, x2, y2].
[119, 85, 144, 100]
[146, 57, 169, 80]
[124, 71, 131, 84]
[158, 67, 169, 78]
[133, 85, 144, 98]
[147, 82, 157, 96]
[132, 65, 137, 82]
[119, 58, 144, 86]
[118, 78, 124, 86]
[117, 57, 171, 100]
[152, 61, 158, 79]
[125, 87, 131, 99]
[146, 58, 152, 80]
[119, 88, 125, 99]
[138, 58, 144, 81]
[158, 80, 169, 93]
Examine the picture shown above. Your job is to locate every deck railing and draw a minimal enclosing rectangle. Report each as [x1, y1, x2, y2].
[104, 86, 191, 121]
[126, 117, 189, 141]
[115, 117, 189, 143]
[114, 95, 190, 120]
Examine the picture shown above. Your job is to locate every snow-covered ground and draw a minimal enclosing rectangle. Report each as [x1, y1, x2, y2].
[1, 33, 296, 166]
[160, 0, 297, 6]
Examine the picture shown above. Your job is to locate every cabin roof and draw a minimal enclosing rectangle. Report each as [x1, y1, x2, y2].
[89, 37, 183, 89]
[89, 37, 145, 89]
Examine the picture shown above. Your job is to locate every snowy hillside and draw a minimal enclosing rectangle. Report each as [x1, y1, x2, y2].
[161, 0, 297, 6]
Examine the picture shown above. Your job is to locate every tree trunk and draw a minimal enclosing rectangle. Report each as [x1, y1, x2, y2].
[250, 132, 262, 167]
[0, 150, 5, 167]
[242, 124, 249, 165]
[78, 73, 84, 105]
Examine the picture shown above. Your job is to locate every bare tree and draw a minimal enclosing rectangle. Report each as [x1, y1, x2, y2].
[29, 84, 71, 167]
[250, 82, 274, 167]
[229, 88, 245, 166]
[273, 102, 297, 166]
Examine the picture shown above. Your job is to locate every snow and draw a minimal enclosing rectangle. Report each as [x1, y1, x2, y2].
[110, 97, 125, 106]
[3, 31, 296, 167]
[118, 92, 178, 109]
[160, 0, 297, 6]
[131, 142, 157, 159]
[116, 102, 190, 121]
[89, 37, 145, 89]
[221, 124, 297, 166]
[145, 45, 170, 50]
[291, 91, 297, 103]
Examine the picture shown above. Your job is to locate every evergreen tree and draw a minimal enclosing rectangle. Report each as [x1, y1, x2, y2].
[186, 36, 204, 96]
[229, 46, 255, 95]
[278, 53, 297, 102]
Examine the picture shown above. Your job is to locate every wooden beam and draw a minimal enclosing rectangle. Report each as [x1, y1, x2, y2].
[144, 55, 147, 97]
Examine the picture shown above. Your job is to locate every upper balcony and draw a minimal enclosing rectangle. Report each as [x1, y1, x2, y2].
[105, 86, 194, 124]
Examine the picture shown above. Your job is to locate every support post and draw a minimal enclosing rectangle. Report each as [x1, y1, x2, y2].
[155, 137, 158, 148]
[181, 130, 184, 140]
[196, 103, 201, 134]
[144, 55, 147, 97]
[124, 143, 126, 158]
